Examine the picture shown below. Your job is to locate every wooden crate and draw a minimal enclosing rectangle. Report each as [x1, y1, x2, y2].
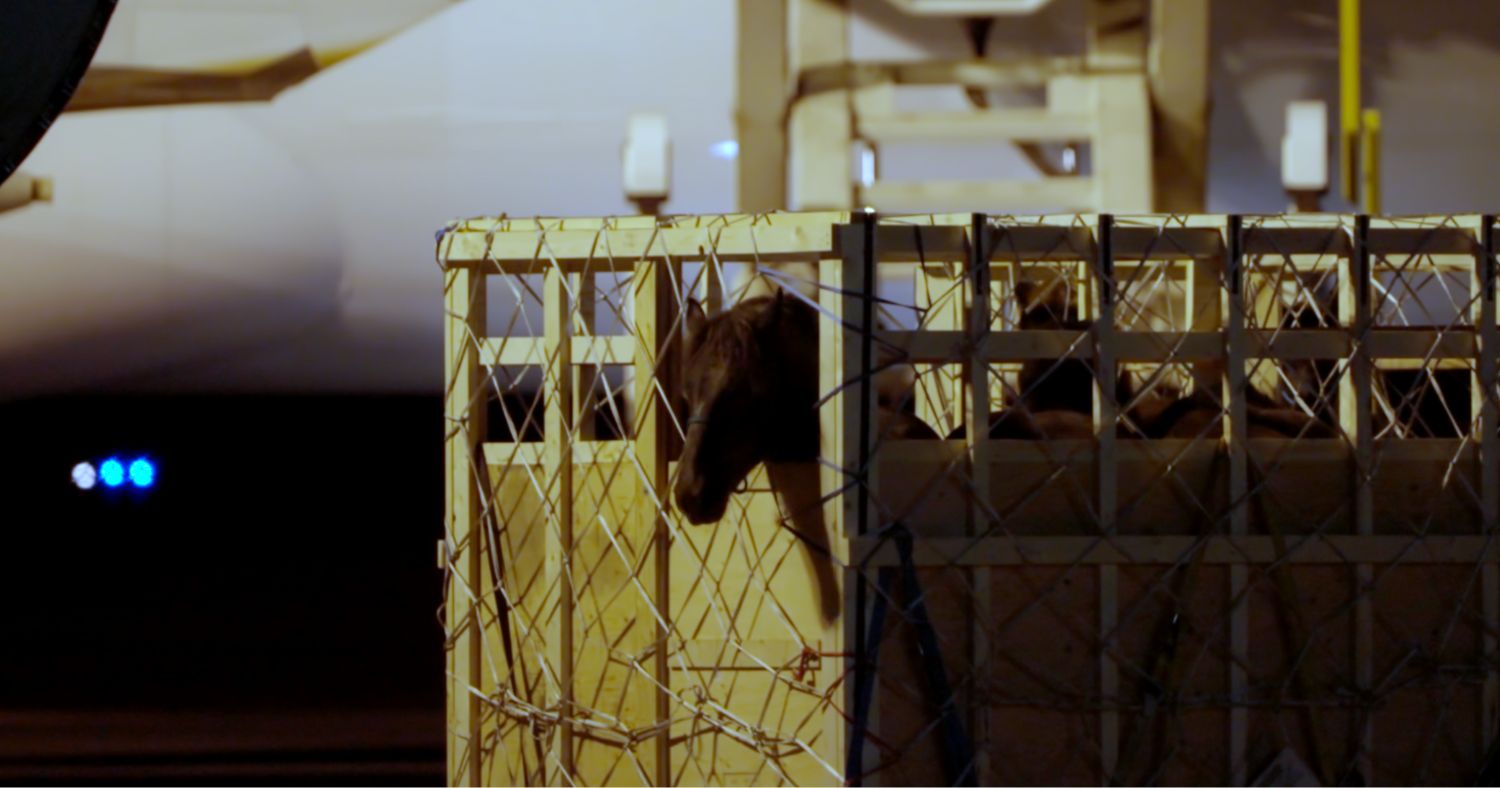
[439, 211, 1500, 786]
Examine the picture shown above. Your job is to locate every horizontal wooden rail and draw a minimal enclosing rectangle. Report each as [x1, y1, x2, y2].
[476, 331, 1478, 370]
[484, 436, 1477, 469]
[440, 215, 1486, 269]
[852, 534, 1500, 567]
[480, 336, 637, 367]
[876, 327, 1478, 362]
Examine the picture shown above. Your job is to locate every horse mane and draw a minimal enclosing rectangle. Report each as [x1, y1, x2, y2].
[689, 294, 816, 369]
[690, 296, 773, 367]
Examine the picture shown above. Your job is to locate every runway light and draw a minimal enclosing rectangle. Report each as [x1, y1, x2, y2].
[72, 462, 96, 490]
[100, 458, 125, 488]
[128, 458, 156, 489]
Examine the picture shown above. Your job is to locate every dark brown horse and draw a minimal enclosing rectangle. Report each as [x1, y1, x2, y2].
[967, 270, 1331, 440]
[674, 290, 936, 525]
[961, 272, 1170, 440]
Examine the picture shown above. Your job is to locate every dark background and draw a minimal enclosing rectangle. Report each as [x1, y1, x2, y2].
[0, 394, 445, 785]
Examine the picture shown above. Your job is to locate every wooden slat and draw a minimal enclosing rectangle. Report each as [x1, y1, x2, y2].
[859, 224, 1218, 262]
[875, 329, 1088, 362]
[1225, 215, 1250, 785]
[1346, 216, 1376, 782]
[483, 441, 628, 469]
[443, 266, 486, 787]
[842, 220, 880, 539]
[487, 435, 1478, 468]
[968, 217, 995, 783]
[1095, 214, 1121, 786]
[480, 336, 638, 367]
[1242, 225, 1352, 256]
[447, 211, 847, 235]
[851, 534, 1500, 567]
[631, 256, 673, 785]
[541, 264, 575, 780]
[571, 274, 598, 441]
[1479, 216, 1499, 750]
[1252, 328, 1477, 360]
[873, 328, 1479, 364]
[439, 215, 1491, 266]
[1366, 328, 1477, 358]
[447, 217, 1492, 269]
[819, 245, 858, 780]
[913, 264, 965, 434]
[862, 224, 971, 262]
[1366, 226, 1479, 256]
[1113, 225, 1222, 259]
[442, 224, 838, 266]
[858, 109, 1094, 143]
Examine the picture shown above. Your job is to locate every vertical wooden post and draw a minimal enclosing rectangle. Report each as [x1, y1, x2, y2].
[572, 272, 598, 441]
[1342, 215, 1375, 778]
[788, 0, 851, 210]
[844, 214, 879, 536]
[1225, 216, 1251, 785]
[633, 255, 674, 786]
[735, 0, 788, 212]
[445, 264, 487, 786]
[1187, 220, 1225, 393]
[835, 213, 883, 784]
[821, 227, 858, 780]
[968, 215, 994, 783]
[914, 263, 965, 436]
[1478, 215, 1499, 751]
[1095, 214, 1121, 782]
[542, 262, 575, 782]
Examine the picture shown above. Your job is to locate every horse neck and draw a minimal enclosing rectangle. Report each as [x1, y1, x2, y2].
[759, 302, 820, 461]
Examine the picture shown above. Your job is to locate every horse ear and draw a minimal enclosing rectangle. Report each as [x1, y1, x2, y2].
[684, 298, 707, 345]
[758, 288, 787, 330]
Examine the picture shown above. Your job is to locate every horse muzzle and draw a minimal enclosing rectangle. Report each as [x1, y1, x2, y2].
[674, 476, 729, 525]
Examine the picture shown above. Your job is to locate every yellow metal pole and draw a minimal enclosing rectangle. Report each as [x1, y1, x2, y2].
[1360, 108, 1381, 214]
[1339, 0, 1361, 203]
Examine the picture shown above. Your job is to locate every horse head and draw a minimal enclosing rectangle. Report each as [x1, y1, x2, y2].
[674, 290, 818, 524]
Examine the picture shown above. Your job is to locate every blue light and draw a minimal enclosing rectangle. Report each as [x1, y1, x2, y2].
[709, 139, 739, 160]
[100, 458, 125, 488]
[129, 458, 156, 488]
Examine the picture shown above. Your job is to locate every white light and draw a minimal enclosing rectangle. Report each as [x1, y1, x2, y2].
[1061, 145, 1077, 173]
[709, 140, 739, 160]
[72, 462, 97, 490]
[1282, 100, 1329, 191]
[858, 144, 877, 188]
[623, 113, 671, 200]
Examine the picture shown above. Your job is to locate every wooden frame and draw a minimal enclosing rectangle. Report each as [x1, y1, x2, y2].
[441, 211, 1500, 786]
